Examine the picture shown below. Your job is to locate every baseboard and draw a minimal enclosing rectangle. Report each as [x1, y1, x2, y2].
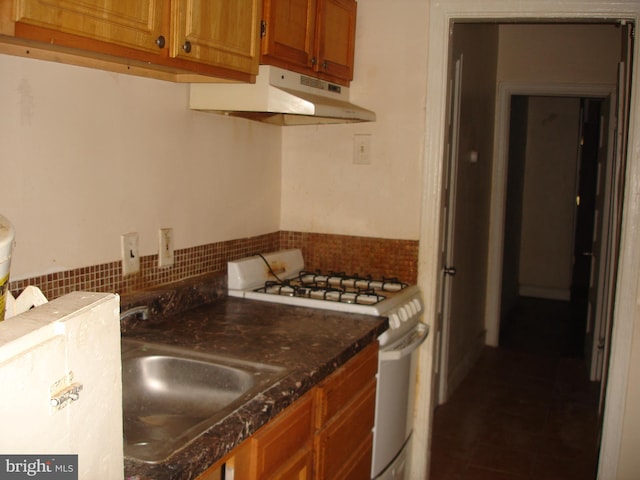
[519, 285, 570, 301]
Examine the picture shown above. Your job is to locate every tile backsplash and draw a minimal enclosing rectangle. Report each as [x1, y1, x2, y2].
[280, 231, 419, 283]
[9, 231, 419, 301]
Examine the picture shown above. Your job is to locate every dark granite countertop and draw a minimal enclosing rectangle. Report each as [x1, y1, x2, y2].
[122, 290, 387, 480]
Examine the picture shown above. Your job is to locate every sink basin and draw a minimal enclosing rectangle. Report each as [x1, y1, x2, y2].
[121, 339, 287, 463]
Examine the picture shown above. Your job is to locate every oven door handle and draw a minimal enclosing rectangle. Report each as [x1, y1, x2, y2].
[379, 322, 429, 361]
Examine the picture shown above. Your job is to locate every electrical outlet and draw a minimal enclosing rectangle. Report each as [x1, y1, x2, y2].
[121, 232, 140, 276]
[158, 228, 174, 268]
[353, 133, 372, 165]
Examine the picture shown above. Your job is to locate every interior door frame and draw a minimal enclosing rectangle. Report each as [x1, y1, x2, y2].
[412, 2, 640, 479]
[484, 82, 616, 348]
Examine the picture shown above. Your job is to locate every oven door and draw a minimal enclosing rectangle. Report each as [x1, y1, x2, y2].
[372, 322, 428, 479]
[376, 436, 411, 480]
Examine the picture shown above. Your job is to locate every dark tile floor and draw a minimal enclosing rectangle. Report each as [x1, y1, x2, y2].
[429, 297, 601, 480]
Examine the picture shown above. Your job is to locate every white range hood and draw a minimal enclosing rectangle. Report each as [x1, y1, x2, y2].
[189, 65, 376, 126]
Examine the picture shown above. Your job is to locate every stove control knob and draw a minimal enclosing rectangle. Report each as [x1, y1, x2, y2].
[412, 299, 423, 312]
[399, 307, 409, 322]
[389, 313, 401, 329]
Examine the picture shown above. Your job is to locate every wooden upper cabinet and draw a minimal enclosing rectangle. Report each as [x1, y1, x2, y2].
[261, 0, 316, 70]
[315, 0, 355, 83]
[261, 0, 356, 85]
[171, 0, 261, 75]
[9, 0, 261, 82]
[14, 0, 167, 55]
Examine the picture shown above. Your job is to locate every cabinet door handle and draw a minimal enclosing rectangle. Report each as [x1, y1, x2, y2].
[182, 41, 192, 53]
[311, 57, 317, 66]
[321, 60, 328, 70]
[155, 35, 166, 49]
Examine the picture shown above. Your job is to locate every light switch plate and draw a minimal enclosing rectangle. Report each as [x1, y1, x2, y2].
[121, 232, 140, 276]
[353, 133, 372, 165]
[158, 228, 174, 268]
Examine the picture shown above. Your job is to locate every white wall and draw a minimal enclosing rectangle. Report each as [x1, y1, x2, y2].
[0, 55, 282, 280]
[0, 2, 431, 281]
[497, 24, 621, 84]
[279, 0, 429, 240]
[519, 96, 581, 300]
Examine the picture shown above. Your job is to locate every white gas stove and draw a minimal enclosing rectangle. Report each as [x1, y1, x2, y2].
[227, 248, 424, 347]
[228, 248, 428, 480]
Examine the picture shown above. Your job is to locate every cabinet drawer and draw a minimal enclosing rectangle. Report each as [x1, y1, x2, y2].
[314, 379, 376, 479]
[315, 342, 378, 427]
[249, 392, 315, 480]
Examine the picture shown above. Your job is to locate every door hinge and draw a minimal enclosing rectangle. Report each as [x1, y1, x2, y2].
[260, 20, 267, 38]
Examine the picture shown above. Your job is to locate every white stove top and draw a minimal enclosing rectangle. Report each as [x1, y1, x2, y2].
[227, 249, 424, 346]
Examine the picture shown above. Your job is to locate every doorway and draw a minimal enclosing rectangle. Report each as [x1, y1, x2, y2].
[434, 23, 622, 407]
[499, 95, 609, 372]
[413, 7, 639, 479]
[439, 22, 624, 473]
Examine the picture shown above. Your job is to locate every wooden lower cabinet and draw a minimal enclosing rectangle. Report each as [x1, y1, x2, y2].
[314, 342, 378, 480]
[195, 342, 378, 480]
[334, 432, 374, 480]
[314, 382, 376, 479]
[238, 392, 315, 480]
[269, 447, 314, 480]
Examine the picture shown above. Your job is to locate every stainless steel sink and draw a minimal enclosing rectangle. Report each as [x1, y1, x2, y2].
[121, 339, 287, 464]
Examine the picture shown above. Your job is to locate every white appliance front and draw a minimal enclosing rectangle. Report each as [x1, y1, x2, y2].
[0, 291, 123, 479]
[372, 323, 427, 479]
[377, 437, 411, 480]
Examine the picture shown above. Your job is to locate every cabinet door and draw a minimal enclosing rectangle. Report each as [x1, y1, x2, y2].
[171, 0, 261, 74]
[14, 0, 166, 54]
[271, 447, 313, 479]
[315, 342, 378, 426]
[261, 0, 316, 71]
[315, 0, 356, 82]
[314, 380, 376, 480]
[331, 433, 373, 480]
[242, 392, 315, 480]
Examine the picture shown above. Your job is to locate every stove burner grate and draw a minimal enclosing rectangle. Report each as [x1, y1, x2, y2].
[297, 270, 408, 292]
[252, 269, 411, 306]
[255, 279, 387, 305]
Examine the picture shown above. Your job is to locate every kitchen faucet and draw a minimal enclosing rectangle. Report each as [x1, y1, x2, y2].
[120, 305, 150, 322]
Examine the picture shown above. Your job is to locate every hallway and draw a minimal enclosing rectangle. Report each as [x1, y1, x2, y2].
[429, 297, 601, 479]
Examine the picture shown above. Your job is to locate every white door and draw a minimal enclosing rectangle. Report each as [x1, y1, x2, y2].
[579, 98, 607, 381]
[594, 24, 633, 406]
[435, 55, 462, 405]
